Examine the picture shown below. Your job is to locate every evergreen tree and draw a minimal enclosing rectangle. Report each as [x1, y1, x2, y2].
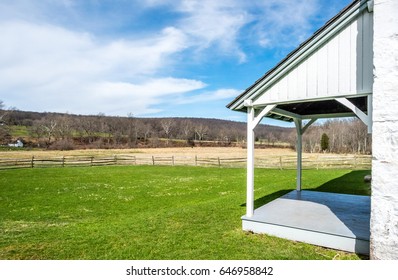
[321, 133, 329, 152]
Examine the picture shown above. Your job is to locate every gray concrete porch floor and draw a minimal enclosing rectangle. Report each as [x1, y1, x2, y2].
[242, 190, 370, 255]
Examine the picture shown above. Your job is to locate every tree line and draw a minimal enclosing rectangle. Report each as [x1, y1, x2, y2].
[0, 101, 370, 154]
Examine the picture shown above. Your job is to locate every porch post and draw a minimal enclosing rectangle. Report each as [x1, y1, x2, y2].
[246, 103, 255, 217]
[294, 119, 302, 191]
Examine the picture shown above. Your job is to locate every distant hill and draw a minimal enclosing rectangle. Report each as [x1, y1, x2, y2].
[1, 109, 294, 149]
[1, 109, 371, 154]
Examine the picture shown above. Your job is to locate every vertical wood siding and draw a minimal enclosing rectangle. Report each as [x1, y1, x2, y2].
[253, 9, 373, 105]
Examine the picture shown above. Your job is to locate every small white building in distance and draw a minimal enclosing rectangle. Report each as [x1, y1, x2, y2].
[8, 139, 23, 148]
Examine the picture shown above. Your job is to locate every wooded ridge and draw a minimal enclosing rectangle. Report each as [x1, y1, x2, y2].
[0, 105, 370, 154]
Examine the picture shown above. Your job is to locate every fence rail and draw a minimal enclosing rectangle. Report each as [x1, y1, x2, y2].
[0, 154, 371, 170]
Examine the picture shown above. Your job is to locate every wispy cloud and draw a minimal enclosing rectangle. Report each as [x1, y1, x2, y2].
[249, 0, 320, 49]
[0, 0, 339, 118]
[0, 20, 198, 115]
[175, 0, 250, 62]
[144, 0, 321, 56]
[177, 89, 241, 105]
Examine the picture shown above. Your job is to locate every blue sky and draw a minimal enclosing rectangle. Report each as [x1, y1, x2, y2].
[0, 0, 352, 125]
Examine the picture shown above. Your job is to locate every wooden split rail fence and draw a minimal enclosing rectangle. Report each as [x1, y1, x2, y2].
[0, 154, 371, 170]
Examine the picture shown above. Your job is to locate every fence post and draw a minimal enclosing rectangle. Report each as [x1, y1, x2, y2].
[91, 156, 94, 167]
[133, 155, 136, 165]
[172, 156, 175, 166]
[31, 156, 34, 168]
[62, 156, 65, 167]
[152, 156, 155, 165]
[354, 155, 357, 169]
[114, 155, 117, 165]
[279, 156, 282, 170]
[195, 155, 197, 166]
[218, 157, 221, 167]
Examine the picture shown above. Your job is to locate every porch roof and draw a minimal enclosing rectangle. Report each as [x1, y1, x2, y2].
[227, 0, 373, 125]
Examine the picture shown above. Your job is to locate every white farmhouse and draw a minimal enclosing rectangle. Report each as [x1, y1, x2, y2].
[8, 139, 23, 148]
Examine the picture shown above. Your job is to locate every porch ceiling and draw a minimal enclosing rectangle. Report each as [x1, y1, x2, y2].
[264, 95, 368, 122]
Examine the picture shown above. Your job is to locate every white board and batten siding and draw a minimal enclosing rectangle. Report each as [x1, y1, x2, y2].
[252, 8, 373, 106]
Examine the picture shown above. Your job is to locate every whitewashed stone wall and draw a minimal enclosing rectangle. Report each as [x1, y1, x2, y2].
[371, 0, 398, 259]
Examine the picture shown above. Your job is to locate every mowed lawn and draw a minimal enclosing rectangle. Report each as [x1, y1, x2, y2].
[0, 166, 370, 260]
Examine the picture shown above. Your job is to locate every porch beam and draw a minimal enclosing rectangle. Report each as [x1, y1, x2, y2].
[271, 108, 302, 120]
[335, 97, 371, 132]
[250, 105, 277, 131]
[300, 112, 355, 119]
[302, 118, 317, 134]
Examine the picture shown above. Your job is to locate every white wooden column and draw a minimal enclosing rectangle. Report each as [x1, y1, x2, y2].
[245, 102, 276, 218]
[246, 104, 255, 218]
[294, 119, 303, 191]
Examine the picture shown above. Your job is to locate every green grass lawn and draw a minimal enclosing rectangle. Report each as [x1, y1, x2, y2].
[0, 166, 370, 260]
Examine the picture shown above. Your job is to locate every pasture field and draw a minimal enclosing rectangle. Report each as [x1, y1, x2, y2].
[0, 147, 371, 170]
[0, 165, 370, 260]
[0, 147, 294, 159]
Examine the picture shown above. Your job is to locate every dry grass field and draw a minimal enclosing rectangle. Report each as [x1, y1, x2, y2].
[0, 146, 297, 159]
[0, 147, 371, 170]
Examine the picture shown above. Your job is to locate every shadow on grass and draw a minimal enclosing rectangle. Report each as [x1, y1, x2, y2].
[240, 189, 292, 209]
[310, 170, 371, 196]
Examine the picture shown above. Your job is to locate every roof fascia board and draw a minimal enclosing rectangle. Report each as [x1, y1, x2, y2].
[231, 0, 369, 111]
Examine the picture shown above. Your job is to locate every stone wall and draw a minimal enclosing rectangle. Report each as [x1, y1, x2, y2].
[370, 0, 398, 259]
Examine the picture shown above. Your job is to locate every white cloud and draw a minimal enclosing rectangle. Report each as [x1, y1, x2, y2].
[248, 0, 320, 49]
[81, 78, 206, 115]
[0, 20, 199, 115]
[177, 88, 241, 105]
[176, 0, 250, 62]
[142, 0, 250, 62]
[143, 0, 322, 57]
[0, 0, 328, 118]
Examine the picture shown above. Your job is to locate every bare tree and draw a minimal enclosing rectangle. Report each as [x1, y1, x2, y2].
[28, 118, 57, 145]
[195, 124, 208, 141]
[0, 100, 5, 122]
[54, 115, 73, 140]
[127, 113, 137, 147]
[144, 125, 152, 141]
[104, 117, 126, 146]
[0, 100, 11, 143]
[180, 119, 193, 141]
[78, 116, 100, 144]
[42, 119, 57, 143]
[160, 119, 174, 144]
[28, 120, 46, 144]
